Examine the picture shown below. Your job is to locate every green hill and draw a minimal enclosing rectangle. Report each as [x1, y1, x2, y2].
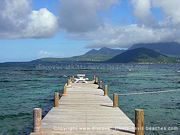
[107, 48, 180, 63]
[129, 42, 180, 56]
[34, 47, 125, 62]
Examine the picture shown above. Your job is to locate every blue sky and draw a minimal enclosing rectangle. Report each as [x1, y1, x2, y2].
[0, 0, 91, 62]
[0, 0, 179, 62]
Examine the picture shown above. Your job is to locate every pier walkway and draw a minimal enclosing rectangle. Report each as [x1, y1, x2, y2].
[30, 79, 143, 135]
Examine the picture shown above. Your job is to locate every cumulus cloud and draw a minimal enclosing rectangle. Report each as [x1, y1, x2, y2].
[152, 0, 180, 26]
[69, 24, 174, 48]
[131, 0, 180, 28]
[0, 0, 58, 39]
[69, 0, 180, 48]
[23, 9, 58, 38]
[59, 0, 118, 33]
[131, 0, 157, 27]
[1, 0, 180, 48]
[132, 0, 151, 19]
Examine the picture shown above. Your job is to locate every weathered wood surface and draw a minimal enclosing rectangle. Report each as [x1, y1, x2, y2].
[31, 81, 135, 135]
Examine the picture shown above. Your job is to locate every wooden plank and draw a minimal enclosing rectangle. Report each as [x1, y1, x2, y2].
[31, 81, 135, 135]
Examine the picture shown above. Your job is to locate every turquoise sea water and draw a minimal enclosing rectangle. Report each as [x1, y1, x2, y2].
[0, 63, 180, 134]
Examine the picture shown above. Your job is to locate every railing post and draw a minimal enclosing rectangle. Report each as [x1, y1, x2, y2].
[95, 77, 98, 84]
[113, 93, 118, 107]
[70, 77, 72, 84]
[99, 80, 103, 89]
[54, 92, 59, 107]
[70, 77, 73, 83]
[67, 79, 71, 86]
[135, 109, 144, 135]
[63, 83, 67, 96]
[33, 108, 42, 132]
[104, 85, 108, 96]
[93, 75, 96, 81]
[72, 76, 75, 83]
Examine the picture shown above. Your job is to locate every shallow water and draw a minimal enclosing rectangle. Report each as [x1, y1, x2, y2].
[0, 63, 180, 134]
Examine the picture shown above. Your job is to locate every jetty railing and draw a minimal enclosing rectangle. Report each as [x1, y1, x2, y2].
[93, 75, 144, 135]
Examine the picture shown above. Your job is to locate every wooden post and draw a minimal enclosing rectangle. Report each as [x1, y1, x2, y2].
[54, 92, 59, 107]
[95, 77, 98, 84]
[99, 80, 103, 89]
[113, 93, 118, 107]
[63, 83, 67, 96]
[104, 85, 108, 96]
[72, 76, 75, 83]
[135, 109, 144, 135]
[93, 75, 96, 81]
[33, 108, 42, 132]
[67, 79, 71, 86]
[70, 77, 73, 83]
[69, 77, 71, 83]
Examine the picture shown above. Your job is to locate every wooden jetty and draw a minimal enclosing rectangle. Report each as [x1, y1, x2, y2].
[30, 77, 144, 135]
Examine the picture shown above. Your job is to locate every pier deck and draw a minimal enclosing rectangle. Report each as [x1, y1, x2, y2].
[31, 81, 135, 135]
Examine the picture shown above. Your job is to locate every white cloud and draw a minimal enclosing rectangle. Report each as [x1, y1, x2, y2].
[132, 0, 151, 19]
[68, 0, 180, 48]
[23, 8, 58, 38]
[69, 24, 173, 48]
[59, 0, 118, 32]
[1, 0, 180, 48]
[152, 0, 180, 26]
[0, 0, 58, 39]
[38, 50, 57, 58]
[131, 0, 180, 27]
[131, 0, 157, 27]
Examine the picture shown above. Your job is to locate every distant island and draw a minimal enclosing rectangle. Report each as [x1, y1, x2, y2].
[107, 48, 180, 64]
[130, 42, 180, 56]
[31, 42, 180, 64]
[33, 47, 125, 62]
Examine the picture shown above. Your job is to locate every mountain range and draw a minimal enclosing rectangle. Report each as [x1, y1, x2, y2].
[33, 42, 180, 63]
[107, 48, 179, 63]
[129, 42, 180, 56]
[35, 47, 125, 62]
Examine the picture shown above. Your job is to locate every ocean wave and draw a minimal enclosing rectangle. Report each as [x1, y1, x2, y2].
[0, 80, 11, 82]
[0, 79, 40, 83]
[0, 112, 31, 120]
